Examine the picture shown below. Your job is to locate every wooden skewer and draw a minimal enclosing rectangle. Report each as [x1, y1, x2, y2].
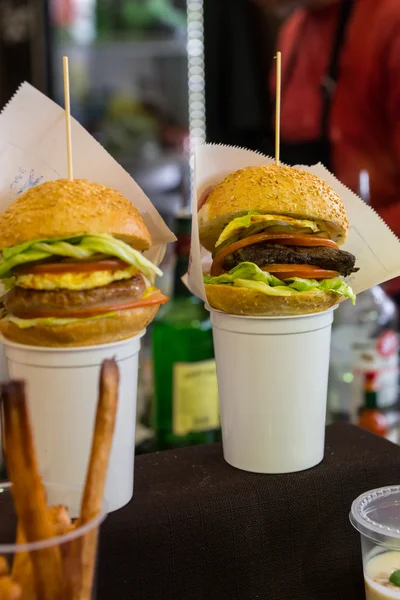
[63, 56, 74, 181]
[275, 51, 282, 166]
[1, 382, 64, 600]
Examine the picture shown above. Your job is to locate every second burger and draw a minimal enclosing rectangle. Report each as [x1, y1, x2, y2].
[199, 164, 358, 316]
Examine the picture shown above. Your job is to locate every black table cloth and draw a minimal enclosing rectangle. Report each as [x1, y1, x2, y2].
[98, 424, 400, 600]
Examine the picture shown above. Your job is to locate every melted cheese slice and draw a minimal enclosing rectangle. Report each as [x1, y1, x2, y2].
[16, 265, 138, 291]
[216, 213, 320, 248]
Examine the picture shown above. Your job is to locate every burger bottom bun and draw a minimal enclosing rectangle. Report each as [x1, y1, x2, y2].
[0, 304, 160, 348]
[205, 284, 339, 317]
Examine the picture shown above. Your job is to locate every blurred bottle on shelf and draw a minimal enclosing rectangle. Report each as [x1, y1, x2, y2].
[327, 171, 400, 425]
[327, 286, 399, 424]
[51, 0, 74, 28]
[90, 84, 189, 167]
[0, 428, 4, 479]
[96, 0, 186, 39]
[100, 91, 160, 163]
[135, 243, 175, 455]
[0, 343, 7, 478]
[151, 212, 220, 450]
[136, 338, 156, 454]
[358, 371, 400, 443]
[52, 0, 95, 44]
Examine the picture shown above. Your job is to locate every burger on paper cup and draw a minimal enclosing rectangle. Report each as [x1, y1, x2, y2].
[0, 179, 168, 347]
[199, 164, 358, 316]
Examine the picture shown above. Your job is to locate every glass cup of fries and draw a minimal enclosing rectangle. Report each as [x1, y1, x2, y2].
[0, 481, 107, 600]
[0, 359, 118, 600]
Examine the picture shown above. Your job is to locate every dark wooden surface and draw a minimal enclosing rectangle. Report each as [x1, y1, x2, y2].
[98, 424, 400, 600]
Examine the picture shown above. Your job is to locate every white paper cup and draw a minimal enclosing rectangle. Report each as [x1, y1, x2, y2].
[208, 306, 335, 473]
[2, 332, 144, 512]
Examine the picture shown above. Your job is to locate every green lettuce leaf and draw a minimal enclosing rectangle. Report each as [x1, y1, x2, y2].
[34, 241, 93, 259]
[204, 262, 284, 287]
[204, 262, 356, 304]
[223, 211, 261, 230]
[78, 236, 161, 280]
[7, 311, 118, 329]
[317, 277, 356, 304]
[282, 276, 355, 302]
[2, 277, 16, 291]
[283, 277, 320, 292]
[234, 279, 294, 296]
[2, 235, 83, 259]
[0, 234, 162, 281]
[1, 249, 52, 276]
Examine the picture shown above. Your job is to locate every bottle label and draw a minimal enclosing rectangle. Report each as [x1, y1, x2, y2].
[387, 430, 399, 444]
[350, 330, 399, 421]
[173, 359, 220, 435]
[176, 234, 191, 259]
[386, 428, 400, 445]
[384, 411, 400, 444]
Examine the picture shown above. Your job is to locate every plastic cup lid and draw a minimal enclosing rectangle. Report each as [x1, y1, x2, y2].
[350, 486, 400, 549]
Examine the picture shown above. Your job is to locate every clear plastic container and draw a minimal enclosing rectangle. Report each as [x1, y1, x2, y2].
[350, 486, 400, 599]
[0, 481, 107, 599]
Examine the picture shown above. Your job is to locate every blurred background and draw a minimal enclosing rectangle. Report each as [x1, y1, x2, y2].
[1, 0, 400, 454]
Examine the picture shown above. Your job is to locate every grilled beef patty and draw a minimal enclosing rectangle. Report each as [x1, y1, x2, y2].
[223, 244, 358, 277]
[4, 274, 146, 318]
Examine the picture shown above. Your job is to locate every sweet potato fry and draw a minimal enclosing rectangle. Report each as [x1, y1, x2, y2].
[10, 523, 34, 600]
[80, 360, 119, 523]
[69, 359, 119, 599]
[12, 505, 73, 600]
[0, 557, 8, 577]
[0, 576, 21, 600]
[1, 382, 64, 600]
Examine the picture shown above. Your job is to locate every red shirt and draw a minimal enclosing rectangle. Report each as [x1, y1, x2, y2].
[274, 0, 400, 293]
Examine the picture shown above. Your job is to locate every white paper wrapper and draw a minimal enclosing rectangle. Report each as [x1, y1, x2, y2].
[188, 143, 400, 301]
[0, 83, 176, 264]
[0, 83, 176, 507]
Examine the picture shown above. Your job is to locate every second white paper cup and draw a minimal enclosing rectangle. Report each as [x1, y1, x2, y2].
[3, 332, 144, 512]
[208, 306, 335, 474]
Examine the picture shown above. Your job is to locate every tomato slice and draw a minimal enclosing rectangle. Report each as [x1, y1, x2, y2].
[210, 232, 338, 276]
[16, 290, 169, 320]
[261, 264, 339, 280]
[15, 259, 129, 275]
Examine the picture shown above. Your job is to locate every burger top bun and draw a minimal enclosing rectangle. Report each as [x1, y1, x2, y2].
[198, 164, 349, 252]
[0, 179, 152, 251]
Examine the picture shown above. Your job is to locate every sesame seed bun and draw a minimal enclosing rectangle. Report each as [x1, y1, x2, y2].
[205, 283, 338, 316]
[0, 304, 159, 347]
[0, 179, 152, 251]
[199, 164, 349, 252]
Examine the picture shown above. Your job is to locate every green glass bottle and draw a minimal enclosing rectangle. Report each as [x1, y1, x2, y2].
[151, 212, 220, 450]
